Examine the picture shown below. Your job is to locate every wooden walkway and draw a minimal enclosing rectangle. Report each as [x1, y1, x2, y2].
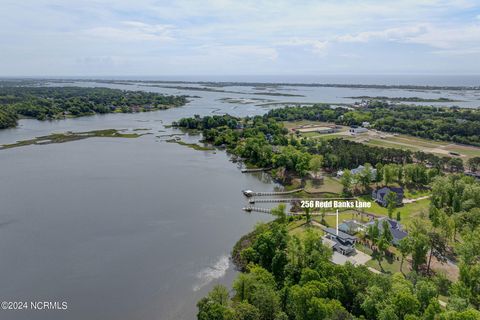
[243, 189, 303, 197]
[241, 167, 272, 173]
[243, 207, 272, 213]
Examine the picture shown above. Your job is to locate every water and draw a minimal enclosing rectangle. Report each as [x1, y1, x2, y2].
[0, 76, 478, 320]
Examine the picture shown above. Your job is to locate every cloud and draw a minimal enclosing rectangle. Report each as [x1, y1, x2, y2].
[337, 24, 429, 43]
[407, 24, 480, 49]
[277, 38, 329, 55]
[83, 21, 174, 42]
[196, 44, 279, 60]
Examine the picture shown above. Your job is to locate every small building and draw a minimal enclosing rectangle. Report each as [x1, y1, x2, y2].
[365, 217, 408, 246]
[349, 126, 368, 134]
[295, 124, 338, 135]
[323, 227, 357, 256]
[362, 121, 371, 128]
[338, 220, 366, 235]
[337, 165, 377, 180]
[372, 186, 404, 207]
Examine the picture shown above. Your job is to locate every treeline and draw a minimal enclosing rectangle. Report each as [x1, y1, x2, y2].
[428, 175, 480, 308]
[198, 208, 480, 320]
[173, 114, 461, 178]
[266, 102, 480, 146]
[0, 86, 187, 123]
[0, 108, 17, 129]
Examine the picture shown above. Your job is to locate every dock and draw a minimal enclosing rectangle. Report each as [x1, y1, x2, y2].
[242, 189, 303, 197]
[242, 207, 272, 213]
[249, 198, 294, 204]
[240, 167, 272, 173]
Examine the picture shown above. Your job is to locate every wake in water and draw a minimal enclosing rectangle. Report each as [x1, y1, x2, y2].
[193, 255, 230, 292]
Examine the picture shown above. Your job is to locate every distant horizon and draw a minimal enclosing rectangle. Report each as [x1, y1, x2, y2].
[3, 74, 480, 87]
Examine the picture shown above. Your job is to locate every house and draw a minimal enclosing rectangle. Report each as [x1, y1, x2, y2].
[349, 126, 368, 134]
[337, 165, 377, 180]
[323, 227, 357, 256]
[365, 217, 408, 246]
[338, 219, 367, 235]
[351, 165, 377, 179]
[372, 186, 404, 207]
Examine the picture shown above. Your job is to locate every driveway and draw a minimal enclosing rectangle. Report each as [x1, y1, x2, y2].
[330, 249, 372, 266]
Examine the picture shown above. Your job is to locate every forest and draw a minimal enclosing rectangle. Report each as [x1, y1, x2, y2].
[173, 114, 463, 176]
[198, 196, 480, 320]
[174, 110, 480, 320]
[266, 102, 480, 146]
[0, 86, 187, 127]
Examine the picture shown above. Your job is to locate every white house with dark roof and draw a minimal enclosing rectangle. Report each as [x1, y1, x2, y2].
[372, 186, 404, 207]
[365, 217, 408, 246]
[323, 227, 357, 256]
[337, 165, 377, 180]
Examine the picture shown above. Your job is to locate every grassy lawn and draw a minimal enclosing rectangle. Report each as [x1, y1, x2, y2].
[287, 220, 324, 238]
[282, 120, 344, 130]
[364, 139, 420, 152]
[403, 187, 431, 198]
[363, 244, 410, 275]
[311, 210, 371, 228]
[385, 134, 446, 147]
[357, 196, 430, 224]
[304, 176, 343, 194]
[446, 144, 480, 158]
[366, 256, 410, 274]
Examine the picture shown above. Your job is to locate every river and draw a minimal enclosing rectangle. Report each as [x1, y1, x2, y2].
[0, 76, 478, 320]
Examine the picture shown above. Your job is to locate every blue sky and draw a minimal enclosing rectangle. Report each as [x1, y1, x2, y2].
[1, 0, 480, 76]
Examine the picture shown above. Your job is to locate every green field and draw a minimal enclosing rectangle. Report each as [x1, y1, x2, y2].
[290, 120, 480, 159]
[304, 176, 343, 194]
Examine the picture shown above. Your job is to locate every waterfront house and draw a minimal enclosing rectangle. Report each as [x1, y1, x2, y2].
[372, 186, 404, 207]
[337, 165, 377, 180]
[323, 227, 357, 256]
[338, 219, 367, 235]
[365, 217, 408, 246]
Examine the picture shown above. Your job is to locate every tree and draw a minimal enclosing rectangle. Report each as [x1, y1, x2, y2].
[415, 280, 438, 311]
[408, 219, 430, 272]
[233, 302, 261, 320]
[271, 204, 287, 223]
[447, 157, 464, 172]
[467, 157, 480, 172]
[455, 227, 480, 308]
[341, 170, 353, 196]
[304, 207, 312, 226]
[197, 285, 233, 320]
[359, 163, 373, 190]
[385, 191, 398, 218]
[398, 237, 412, 274]
[384, 165, 395, 186]
[426, 231, 448, 274]
[308, 155, 323, 179]
[375, 163, 384, 184]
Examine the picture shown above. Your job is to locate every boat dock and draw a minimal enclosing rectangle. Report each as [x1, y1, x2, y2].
[240, 167, 272, 173]
[242, 207, 272, 213]
[242, 188, 303, 197]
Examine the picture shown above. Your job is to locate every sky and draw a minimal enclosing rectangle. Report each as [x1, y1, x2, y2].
[1, 0, 480, 77]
